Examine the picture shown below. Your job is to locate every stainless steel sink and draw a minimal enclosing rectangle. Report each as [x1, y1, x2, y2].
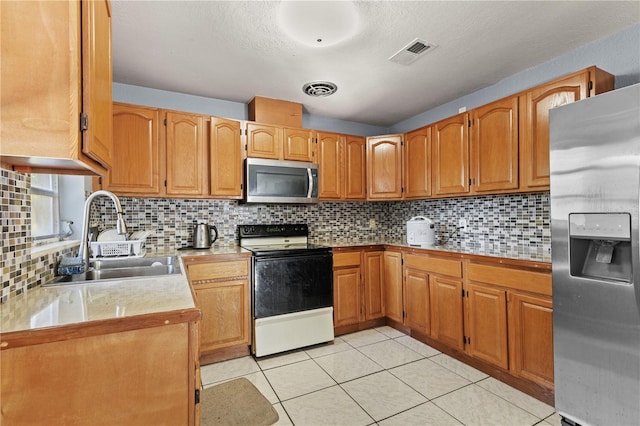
[46, 256, 181, 286]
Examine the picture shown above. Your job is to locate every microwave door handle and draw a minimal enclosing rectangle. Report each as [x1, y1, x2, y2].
[307, 168, 313, 198]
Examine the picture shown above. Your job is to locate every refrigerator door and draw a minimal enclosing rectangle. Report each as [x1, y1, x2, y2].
[550, 83, 640, 426]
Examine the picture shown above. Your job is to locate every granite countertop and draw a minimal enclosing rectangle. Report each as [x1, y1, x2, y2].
[1, 245, 251, 336]
[319, 239, 552, 264]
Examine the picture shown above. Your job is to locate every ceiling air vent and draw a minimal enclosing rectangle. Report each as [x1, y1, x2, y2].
[302, 81, 338, 97]
[389, 38, 436, 65]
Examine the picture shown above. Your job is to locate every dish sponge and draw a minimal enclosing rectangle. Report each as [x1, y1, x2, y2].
[57, 256, 86, 275]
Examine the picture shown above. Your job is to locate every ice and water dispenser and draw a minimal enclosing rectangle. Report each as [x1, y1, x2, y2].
[569, 213, 633, 283]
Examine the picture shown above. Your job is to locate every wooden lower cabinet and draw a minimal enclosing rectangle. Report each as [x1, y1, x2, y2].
[508, 292, 554, 387]
[333, 248, 385, 334]
[403, 267, 430, 334]
[465, 259, 554, 390]
[1, 320, 199, 425]
[430, 276, 464, 350]
[383, 250, 403, 324]
[465, 282, 509, 369]
[333, 265, 361, 327]
[184, 254, 251, 364]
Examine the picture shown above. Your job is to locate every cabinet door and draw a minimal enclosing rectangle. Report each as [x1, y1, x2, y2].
[509, 292, 554, 387]
[466, 283, 508, 369]
[195, 280, 250, 352]
[246, 123, 282, 159]
[317, 132, 343, 199]
[430, 276, 464, 350]
[108, 103, 161, 194]
[333, 267, 361, 327]
[433, 114, 470, 196]
[404, 126, 432, 198]
[283, 127, 314, 162]
[384, 251, 404, 323]
[81, 0, 113, 168]
[521, 72, 589, 189]
[165, 111, 206, 196]
[210, 117, 243, 198]
[470, 97, 518, 192]
[344, 136, 367, 200]
[367, 135, 403, 200]
[403, 268, 430, 334]
[363, 251, 385, 320]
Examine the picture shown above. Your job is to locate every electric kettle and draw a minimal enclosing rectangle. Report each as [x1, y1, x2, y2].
[192, 223, 218, 249]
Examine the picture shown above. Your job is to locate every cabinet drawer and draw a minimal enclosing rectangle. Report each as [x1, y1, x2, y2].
[333, 251, 361, 268]
[187, 260, 249, 282]
[404, 254, 462, 278]
[467, 263, 551, 296]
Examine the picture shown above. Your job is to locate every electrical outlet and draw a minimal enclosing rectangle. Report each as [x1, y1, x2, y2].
[458, 218, 467, 232]
[369, 218, 377, 229]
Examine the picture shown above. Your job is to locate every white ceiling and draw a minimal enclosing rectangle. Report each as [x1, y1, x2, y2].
[111, 1, 640, 127]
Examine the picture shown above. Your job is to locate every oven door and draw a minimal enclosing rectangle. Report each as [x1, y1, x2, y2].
[253, 251, 332, 319]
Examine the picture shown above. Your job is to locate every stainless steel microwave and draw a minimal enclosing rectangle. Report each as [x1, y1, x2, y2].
[244, 158, 319, 204]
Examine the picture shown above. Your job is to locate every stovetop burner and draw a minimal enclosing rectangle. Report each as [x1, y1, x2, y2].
[238, 224, 330, 256]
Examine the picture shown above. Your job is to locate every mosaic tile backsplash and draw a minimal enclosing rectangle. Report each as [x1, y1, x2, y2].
[1, 169, 76, 302]
[91, 192, 551, 255]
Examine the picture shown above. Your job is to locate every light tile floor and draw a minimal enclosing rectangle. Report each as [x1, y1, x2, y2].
[201, 327, 559, 426]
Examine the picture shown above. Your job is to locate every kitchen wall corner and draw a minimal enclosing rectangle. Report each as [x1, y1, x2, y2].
[1, 168, 74, 302]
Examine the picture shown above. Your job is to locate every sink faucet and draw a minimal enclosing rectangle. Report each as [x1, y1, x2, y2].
[78, 190, 128, 269]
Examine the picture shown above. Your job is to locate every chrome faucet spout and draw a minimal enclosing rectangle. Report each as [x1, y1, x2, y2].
[78, 190, 128, 269]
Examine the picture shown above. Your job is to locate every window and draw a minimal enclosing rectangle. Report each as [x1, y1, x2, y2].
[31, 174, 60, 240]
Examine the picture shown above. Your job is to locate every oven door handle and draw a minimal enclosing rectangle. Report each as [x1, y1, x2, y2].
[307, 167, 314, 198]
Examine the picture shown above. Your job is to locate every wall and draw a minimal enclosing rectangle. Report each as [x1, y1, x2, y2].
[390, 23, 640, 133]
[112, 84, 390, 136]
[1, 169, 74, 302]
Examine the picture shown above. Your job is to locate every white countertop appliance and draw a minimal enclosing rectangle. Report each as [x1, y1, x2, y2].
[406, 216, 435, 247]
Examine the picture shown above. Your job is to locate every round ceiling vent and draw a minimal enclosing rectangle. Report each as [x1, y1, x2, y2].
[302, 81, 338, 97]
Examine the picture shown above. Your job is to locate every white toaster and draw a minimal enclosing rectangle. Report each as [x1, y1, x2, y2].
[406, 216, 436, 247]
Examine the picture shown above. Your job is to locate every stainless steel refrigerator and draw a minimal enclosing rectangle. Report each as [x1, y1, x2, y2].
[549, 83, 640, 426]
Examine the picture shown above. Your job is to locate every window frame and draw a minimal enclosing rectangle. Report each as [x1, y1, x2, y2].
[30, 174, 61, 241]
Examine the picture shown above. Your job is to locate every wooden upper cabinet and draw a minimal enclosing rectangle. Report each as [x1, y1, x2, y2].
[520, 66, 614, 190]
[246, 122, 314, 162]
[108, 103, 161, 194]
[433, 114, 470, 196]
[318, 133, 366, 201]
[0, 0, 112, 175]
[81, 0, 113, 169]
[344, 136, 367, 200]
[317, 132, 343, 200]
[367, 135, 403, 200]
[246, 123, 282, 160]
[210, 117, 243, 198]
[165, 111, 207, 196]
[404, 126, 432, 199]
[470, 96, 519, 193]
[283, 127, 314, 162]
